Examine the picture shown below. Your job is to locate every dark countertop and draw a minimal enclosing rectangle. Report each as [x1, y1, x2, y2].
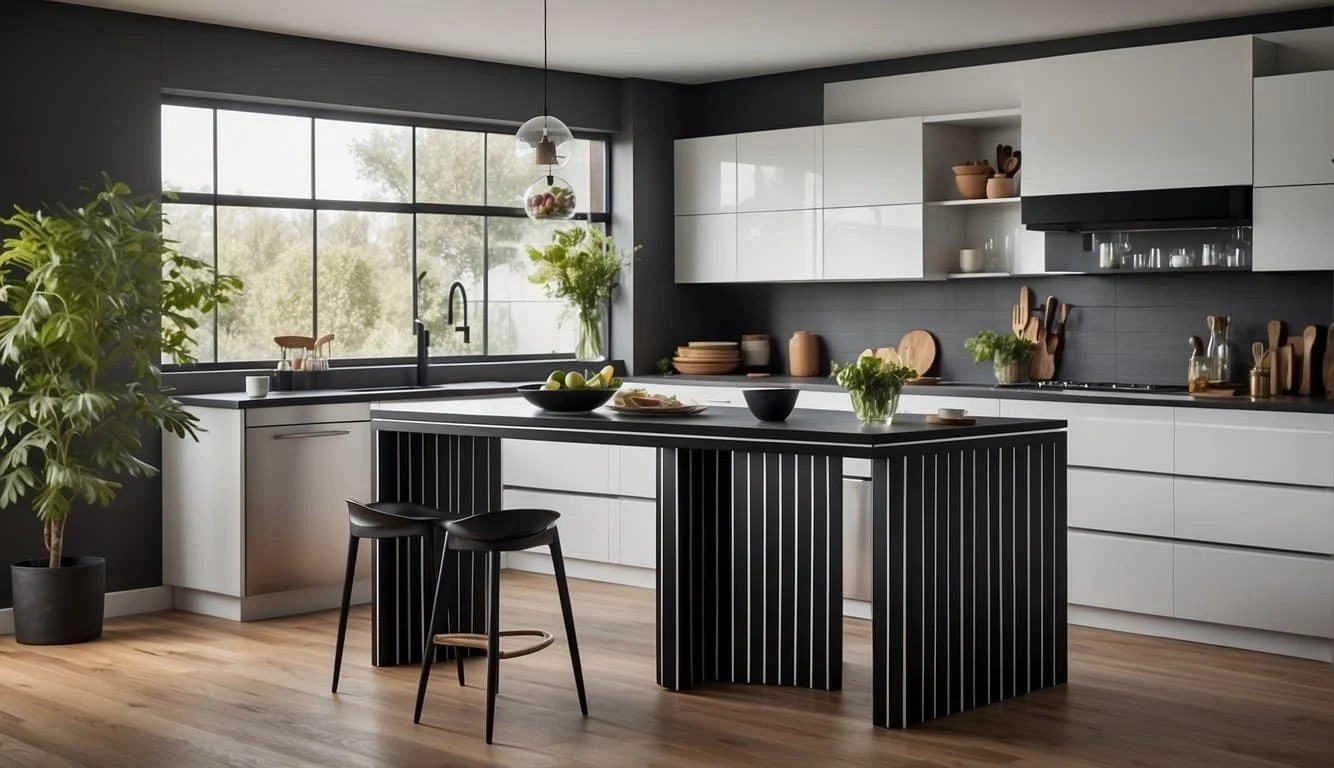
[627, 374, 1334, 414]
[369, 394, 1066, 458]
[175, 381, 519, 409]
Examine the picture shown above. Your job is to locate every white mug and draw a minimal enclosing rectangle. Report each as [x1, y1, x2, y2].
[959, 248, 982, 273]
[246, 375, 270, 398]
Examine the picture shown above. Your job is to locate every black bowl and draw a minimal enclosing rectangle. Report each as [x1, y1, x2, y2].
[516, 383, 617, 412]
[742, 387, 800, 422]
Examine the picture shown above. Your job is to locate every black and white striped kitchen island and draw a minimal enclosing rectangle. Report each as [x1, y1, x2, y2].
[367, 395, 1068, 729]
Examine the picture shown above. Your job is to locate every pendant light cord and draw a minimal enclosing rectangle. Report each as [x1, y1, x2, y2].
[542, 0, 549, 119]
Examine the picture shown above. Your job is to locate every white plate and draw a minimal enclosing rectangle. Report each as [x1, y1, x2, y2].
[605, 403, 708, 417]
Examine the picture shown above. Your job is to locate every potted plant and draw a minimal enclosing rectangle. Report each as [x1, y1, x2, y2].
[0, 179, 240, 644]
[831, 350, 917, 425]
[527, 226, 637, 361]
[964, 330, 1038, 385]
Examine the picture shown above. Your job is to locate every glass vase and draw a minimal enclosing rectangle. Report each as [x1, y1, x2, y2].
[575, 306, 604, 362]
[993, 354, 1024, 385]
[850, 388, 902, 426]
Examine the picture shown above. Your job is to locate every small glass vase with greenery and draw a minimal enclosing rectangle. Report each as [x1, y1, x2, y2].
[527, 227, 638, 361]
[831, 351, 918, 425]
[964, 330, 1038, 384]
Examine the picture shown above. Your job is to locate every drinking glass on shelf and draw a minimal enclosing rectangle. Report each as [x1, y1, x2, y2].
[1148, 247, 1164, 269]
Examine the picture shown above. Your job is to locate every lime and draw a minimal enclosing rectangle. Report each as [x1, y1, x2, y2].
[540, 380, 560, 391]
[547, 369, 565, 383]
[564, 371, 585, 389]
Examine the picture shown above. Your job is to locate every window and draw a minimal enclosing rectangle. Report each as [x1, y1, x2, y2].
[161, 103, 609, 364]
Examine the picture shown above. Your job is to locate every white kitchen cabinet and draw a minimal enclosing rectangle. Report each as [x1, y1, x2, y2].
[618, 446, 657, 500]
[737, 126, 821, 212]
[821, 204, 925, 280]
[615, 498, 657, 569]
[1253, 70, 1334, 188]
[1068, 531, 1174, 617]
[1068, 468, 1174, 538]
[1173, 543, 1332, 638]
[1173, 477, 1334, 555]
[1173, 408, 1334, 487]
[504, 488, 610, 562]
[163, 407, 245, 597]
[898, 394, 1001, 417]
[502, 440, 612, 495]
[244, 421, 372, 596]
[822, 118, 922, 208]
[737, 209, 819, 281]
[675, 214, 737, 283]
[674, 134, 737, 214]
[1252, 185, 1334, 271]
[998, 400, 1174, 473]
[1020, 36, 1254, 196]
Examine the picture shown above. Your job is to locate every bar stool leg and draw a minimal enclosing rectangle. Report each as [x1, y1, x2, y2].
[414, 531, 450, 723]
[550, 531, 588, 716]
[484, 551, 502, 744]
[332, 534, 360, 693]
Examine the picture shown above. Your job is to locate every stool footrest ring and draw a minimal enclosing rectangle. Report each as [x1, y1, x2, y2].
[431, 629, 554, 660]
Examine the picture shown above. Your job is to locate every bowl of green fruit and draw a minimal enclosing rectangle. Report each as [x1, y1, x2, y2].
[517, 366, 623, 412]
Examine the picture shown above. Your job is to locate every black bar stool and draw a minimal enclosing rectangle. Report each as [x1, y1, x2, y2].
[413, 508, 588, 744]
[332, 499, 451, 693]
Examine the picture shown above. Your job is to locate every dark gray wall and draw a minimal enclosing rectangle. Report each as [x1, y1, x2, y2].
[1, 0, 631, 608]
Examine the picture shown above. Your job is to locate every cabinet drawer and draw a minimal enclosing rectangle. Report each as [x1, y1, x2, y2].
[617, 446, 657, 499]
[1068, 531, 1173, 616]
[245, 402, 369, 428]
[899, 395, 1001, 417]
[615, 498, 657, 569]
[1068, 469, 1173, 537]
[503, 489, 610, 562]
[1173, 477, 1334, 555]
[1173, 409, 1334, 487]
[1173, 543, 1332, 638]
[502, 440, 611, 494]
[999, 400, 1173, 473]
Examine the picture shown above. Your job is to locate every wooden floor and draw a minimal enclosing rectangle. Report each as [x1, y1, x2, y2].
[0, 572, 1331, 768]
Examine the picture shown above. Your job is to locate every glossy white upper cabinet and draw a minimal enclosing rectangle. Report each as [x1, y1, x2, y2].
[674, 135, 737, 215]
[822, 118, 923, 208]
[1019, 36, 1254, 196]
[1253, 185, 1334, 271]
[821, 204, 924, 280]
[1254, 70, 1334, 188]
[737, 209, 819, 281]
[675, 214, 736, 283]
[737, 127, 822, 212]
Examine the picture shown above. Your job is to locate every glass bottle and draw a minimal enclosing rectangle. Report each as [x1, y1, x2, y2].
[1205, 315, 1232, 384]
[1187, 336, 1209, 393]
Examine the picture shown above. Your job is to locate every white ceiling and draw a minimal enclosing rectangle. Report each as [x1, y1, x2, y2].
[57, 0, 1324, 83]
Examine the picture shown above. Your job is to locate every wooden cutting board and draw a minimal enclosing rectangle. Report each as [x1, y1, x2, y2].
[897, 330, 937, 377]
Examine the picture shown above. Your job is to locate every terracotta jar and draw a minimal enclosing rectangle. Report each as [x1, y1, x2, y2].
[788, 331, 819, 377]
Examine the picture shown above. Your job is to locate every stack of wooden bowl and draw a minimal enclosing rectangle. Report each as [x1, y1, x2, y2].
[673, 341, 740, 375]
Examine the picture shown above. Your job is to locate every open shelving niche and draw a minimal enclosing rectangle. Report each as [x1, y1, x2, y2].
[920, 109, 1046, 278]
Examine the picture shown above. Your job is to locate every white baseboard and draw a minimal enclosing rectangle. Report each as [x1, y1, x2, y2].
[172, 579, 371, 622]
[0, 585, 173, 637]
[1069, 605, 1333, 663]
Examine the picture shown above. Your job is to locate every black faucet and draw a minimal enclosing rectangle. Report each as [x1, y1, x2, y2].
[447, 281, 471, 345]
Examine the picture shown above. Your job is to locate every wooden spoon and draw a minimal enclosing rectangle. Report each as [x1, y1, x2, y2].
[1047, 302, 1070, 354]
[1018, 286, 1031, 324]
[1279, 345, 1294, 394]
[1267, 320, 1284, 395]
[1023, 316, 1039, 343]
[1300, 325, 1318, 395]
[1006, 151, 1022, 178]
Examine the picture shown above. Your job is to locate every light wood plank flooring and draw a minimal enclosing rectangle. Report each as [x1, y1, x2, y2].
[0, 571, 1331, 767]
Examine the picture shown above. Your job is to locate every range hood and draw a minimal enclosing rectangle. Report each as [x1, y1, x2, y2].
[1021, 185, 1252, 232]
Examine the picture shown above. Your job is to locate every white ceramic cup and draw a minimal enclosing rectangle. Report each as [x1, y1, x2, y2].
[246, 375, 270, 398]
[959, 248, 982, 273]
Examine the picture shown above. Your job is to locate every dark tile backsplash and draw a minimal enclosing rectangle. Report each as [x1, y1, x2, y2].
[672, 272, 1333, 385]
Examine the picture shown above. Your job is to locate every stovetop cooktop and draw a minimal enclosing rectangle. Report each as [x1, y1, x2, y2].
[1014, 380, 1189, 394]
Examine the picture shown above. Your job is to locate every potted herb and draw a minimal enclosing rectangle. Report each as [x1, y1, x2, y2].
[527, 227, 638, 362]
[0, 180, 240, 644]
[964, 330, 1038, 384]
[831, 350, 917, 425]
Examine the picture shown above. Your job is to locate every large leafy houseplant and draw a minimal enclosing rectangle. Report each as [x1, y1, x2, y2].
[527, 227, 637, 361]
[0, 179, 241, 570]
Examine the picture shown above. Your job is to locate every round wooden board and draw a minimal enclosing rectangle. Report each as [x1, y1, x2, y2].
[897, 329, 937, 377]
[926, 414, 976, 426]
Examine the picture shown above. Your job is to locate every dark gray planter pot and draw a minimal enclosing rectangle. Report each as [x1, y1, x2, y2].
[10, 556, 105, 644]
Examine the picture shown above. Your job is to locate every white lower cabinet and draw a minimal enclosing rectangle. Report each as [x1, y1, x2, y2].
[1173, 543, 1333, 638]
[1173, 477, 1334, 555]
[1173, 408, 1334, 488]
[1068, 468, 1173, 538]
[504, 488, 611, 562]
[1068, 531, 1174, 617]
[998, 400, 1173, 473]
[899, 394, 1000, 417]
[615, 499, 657, 569]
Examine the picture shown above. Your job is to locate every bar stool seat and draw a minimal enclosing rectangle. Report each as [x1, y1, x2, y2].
[333, 499, 453, 693]
[414, 508, 587, 744]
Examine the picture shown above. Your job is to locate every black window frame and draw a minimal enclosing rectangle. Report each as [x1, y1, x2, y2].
[160, 95, 612, 372]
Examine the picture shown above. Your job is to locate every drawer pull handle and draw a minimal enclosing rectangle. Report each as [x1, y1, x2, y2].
[273, 429, 351, 440]
[705, 399, 731, 404]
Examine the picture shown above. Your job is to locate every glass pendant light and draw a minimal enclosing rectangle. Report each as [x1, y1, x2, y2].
[518, 0, 576, 220]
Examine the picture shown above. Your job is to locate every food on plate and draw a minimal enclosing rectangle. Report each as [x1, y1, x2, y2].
[611, 388, 682, 409]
